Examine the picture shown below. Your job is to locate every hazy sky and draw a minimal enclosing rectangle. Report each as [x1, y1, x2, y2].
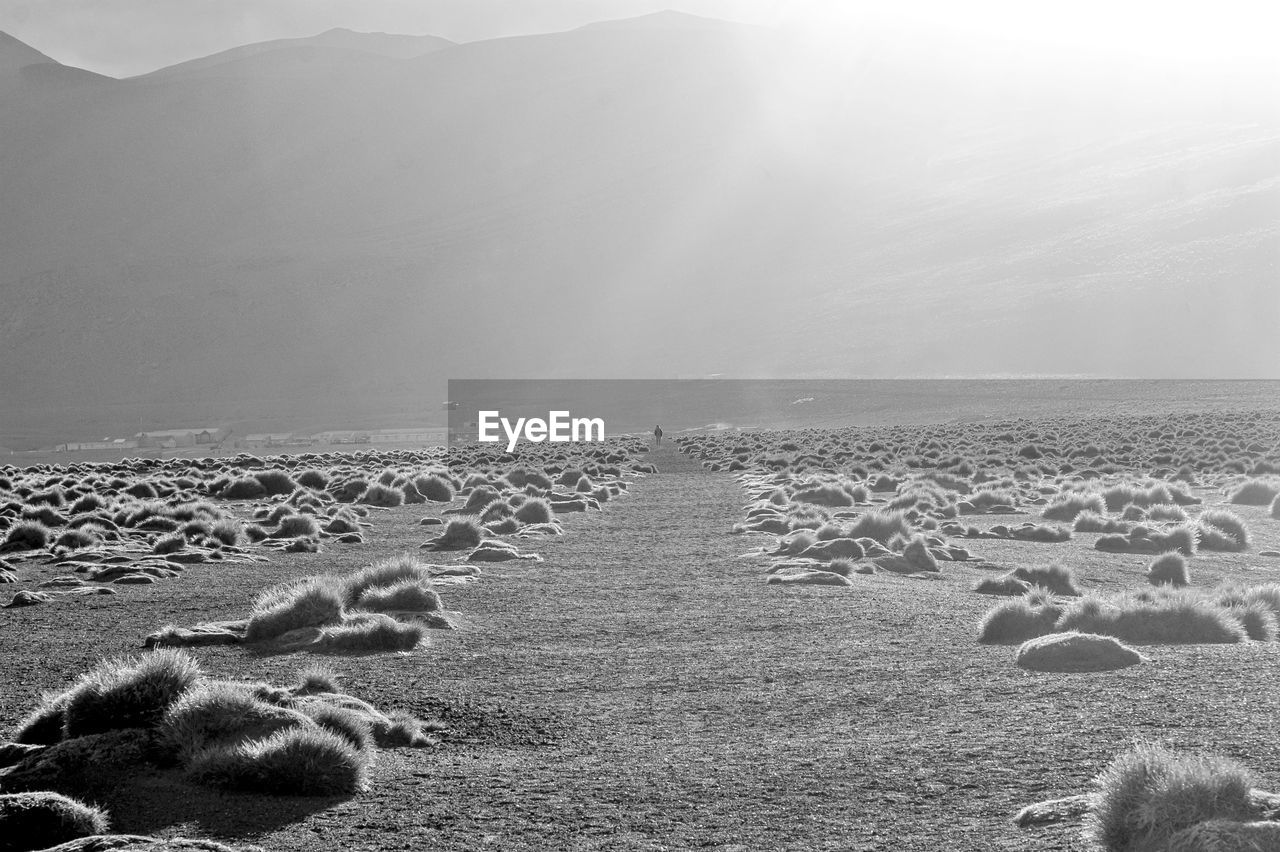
[1, 0, 1276, 79]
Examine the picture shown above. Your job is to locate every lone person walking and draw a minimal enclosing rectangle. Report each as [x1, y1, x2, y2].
[653, 424, 663, 446]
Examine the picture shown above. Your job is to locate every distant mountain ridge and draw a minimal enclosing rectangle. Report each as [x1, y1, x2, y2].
[0, 28, 55, 70]
[0, 13, 1276, 447]
[136, 27, 455, 80]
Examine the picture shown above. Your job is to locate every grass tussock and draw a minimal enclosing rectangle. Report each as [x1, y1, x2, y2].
[0, 791, 110, 850]
[12, 691, 73, 745]
[846, 510, 911, 545]
[316, 612, 425, 652]
[158, 681, 312, 764]
[243, 556, 442, 650]
[1074, 511, 1129, 534]
[1010, 563, 1080, 596]
[414, 475, 454, 502]
[339, 555, 432, 606]
[978, 598, 1062, 644]
[244, 578, 345, 643]
[513, 497, 553, 525]
[1197, 509, 1250, 552]
[1147, 553, 1190, 587]
[294, 666, 340, 695]
[2, 521, 50, 551]
[62, 649, 203, 738]
[209, 518, 243, 546]
[1087, 743, 1256, 852]
[432, 517, 483, 550]
[973, 575, 1031, 596]
[305, 704, 374, 752]
[354, 579, 441, 614]
[1042, 492, 1105, 522]
[1056, 591, 1245, 644]
[273, 514, 319, 539]
[1229, 478, 1279, 506]
[254, 470, 298, 496]
[187, 726, 369, 796]
[360, 483, 404, 508]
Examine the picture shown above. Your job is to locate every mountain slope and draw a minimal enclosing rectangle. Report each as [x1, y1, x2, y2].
[136, 28, 454, 80]
[0, 29, 55, 71]
[0, 18, 1276, 445]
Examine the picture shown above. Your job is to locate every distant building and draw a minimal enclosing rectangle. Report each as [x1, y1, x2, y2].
[239, 432, 307, 449]
[369, 429, 440, 444]
[57, 437, 140, 452]
[135, 427, 226, 449]
[313, 431, 371, 444]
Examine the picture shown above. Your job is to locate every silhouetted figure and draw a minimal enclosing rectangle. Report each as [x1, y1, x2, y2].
[654, 425, 663, 446]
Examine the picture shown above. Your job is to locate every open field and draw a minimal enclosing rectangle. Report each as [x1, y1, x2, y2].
[2, 404, 1280, 850]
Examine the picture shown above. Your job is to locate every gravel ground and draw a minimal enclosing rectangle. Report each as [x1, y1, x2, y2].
[3, 443, 1280, 850]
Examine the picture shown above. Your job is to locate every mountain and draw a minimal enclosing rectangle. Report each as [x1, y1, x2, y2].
[0, 28, 55, 71]
[136, 28, 454, 81]
[0, 15, 1277, 446]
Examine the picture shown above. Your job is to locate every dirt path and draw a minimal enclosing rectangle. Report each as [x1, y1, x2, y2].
[267, 443, 1056, 852]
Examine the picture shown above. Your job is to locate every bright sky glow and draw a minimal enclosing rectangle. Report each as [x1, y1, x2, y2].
[0, 0, 1275, 78]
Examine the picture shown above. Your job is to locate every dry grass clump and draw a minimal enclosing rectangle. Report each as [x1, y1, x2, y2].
[339, 555, 431, 604]
[1074, 511, 1129, 534]
[316, 613, 425, 652]
[306, 703, 375, 752]
[242, 556, 440, 651]
[60, 649, 203, 739]
[152, 533, 186, 555]
[973, 575, 1032, 596]
[1042, 492, 1105, 522]
[1010, 563, 1080, 596]
[360, 483, 404, 508]
[1087, 743, 1257, 851]
[414, 474, 454, 502]
[1096, 524, 1198, 556]
[272, 513, 320, 539]
[209, 518, 243, 546]
[1146, 504, 1188, 522]
[1212, 583, 1280, 641]
[978, 596, 1064, 644]
[244, 578, 345, 643]
[846, 510, 910, 545]
[5, 648, 436, 800]
[2, 521, 50, 552]
[295, 469, 330, 490]
[1147, 553, 1190, 587]
[159, 681, 313, 764]
[424, 517, 483, 550]
[792, 482, 855, 507]
[220, 477, 267, 500]
[11, 693, 72, 746]
[1101, 481, 1197, 512]
[965, 487, 1019, 511]
[187, 726, 369, 796]
[1197, 509, 1250, 552]
[460, 486, 502, 514]
[514, 497, 553, 525]
[0, 791, 110, 851]
[254, 470, 298, 497]
[1055, 591, 1245, 644]
[1222, 601, 1278, 641]
[1229, 478, 1280, 506]
[354, 580, 441, 614]
[1011, 523, 1072, 543]
[53, 526, 100, 551]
